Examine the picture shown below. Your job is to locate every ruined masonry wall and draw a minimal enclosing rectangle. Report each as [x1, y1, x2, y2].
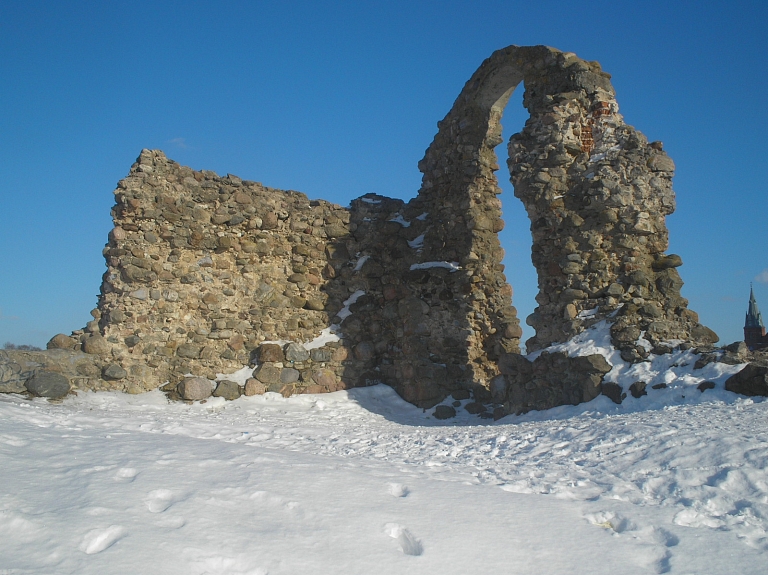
[415, 45, 717, 364]
[16, 44, 719, 414]
[68, 148, 514, 406]
[507, 54, 718, 358]
[88, 151, 353, 395]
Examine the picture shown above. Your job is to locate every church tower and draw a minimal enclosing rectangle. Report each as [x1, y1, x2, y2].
[744, 286, 767, 350]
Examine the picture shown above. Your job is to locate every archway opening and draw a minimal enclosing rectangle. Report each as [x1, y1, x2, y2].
[493, 86, 537, 349]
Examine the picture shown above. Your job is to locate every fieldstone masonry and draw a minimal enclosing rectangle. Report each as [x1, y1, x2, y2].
[416, 45, 716, 358]
[94, 153, 359, 396]
[4, 44, 746, 414]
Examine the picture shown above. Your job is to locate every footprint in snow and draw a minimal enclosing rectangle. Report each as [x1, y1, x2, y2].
[672, 507, 725, 529]
[633, 526, 678, 574]
[585, 511, 635, 533]
[155, 516, 186, 530]
[586, 512, 677, 574]
[187, 552, 268, 575]
[79, 525, 126, 554]
[640, 526, 679, 548]
[145, 489, 183, 513]
[387, 483, 409, 498]
[114, 467, 139, 482]
[0, 434, 28, 447]
[384, 523, 423, 556]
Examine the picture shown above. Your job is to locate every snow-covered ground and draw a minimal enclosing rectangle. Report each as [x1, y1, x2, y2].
[2, 380, 767, 574]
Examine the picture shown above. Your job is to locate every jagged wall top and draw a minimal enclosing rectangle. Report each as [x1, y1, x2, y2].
[23, 45, 717, 415]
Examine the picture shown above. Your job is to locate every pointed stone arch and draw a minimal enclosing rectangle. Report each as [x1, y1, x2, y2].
[414, 44, 716, 367]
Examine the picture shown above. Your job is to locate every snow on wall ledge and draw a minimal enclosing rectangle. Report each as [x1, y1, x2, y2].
[3, 44, 754, 414]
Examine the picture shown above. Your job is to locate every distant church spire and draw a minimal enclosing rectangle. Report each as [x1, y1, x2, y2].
[744, 286, 767, 350]
[745, 285, 765, 329]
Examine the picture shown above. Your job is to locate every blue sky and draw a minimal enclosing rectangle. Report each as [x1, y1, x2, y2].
[1, 0, 766, 348]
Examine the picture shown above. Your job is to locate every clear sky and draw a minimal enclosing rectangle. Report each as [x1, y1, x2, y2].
[1, 0, 766, 348]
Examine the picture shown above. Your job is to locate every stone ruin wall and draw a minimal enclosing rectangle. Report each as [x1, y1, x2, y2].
[417, 45, 717, 357]
[507, 53, 718, 358]
[89, 152, 354, 396]
[3, 45, 733, 414]
[65, 146, 520, 408]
